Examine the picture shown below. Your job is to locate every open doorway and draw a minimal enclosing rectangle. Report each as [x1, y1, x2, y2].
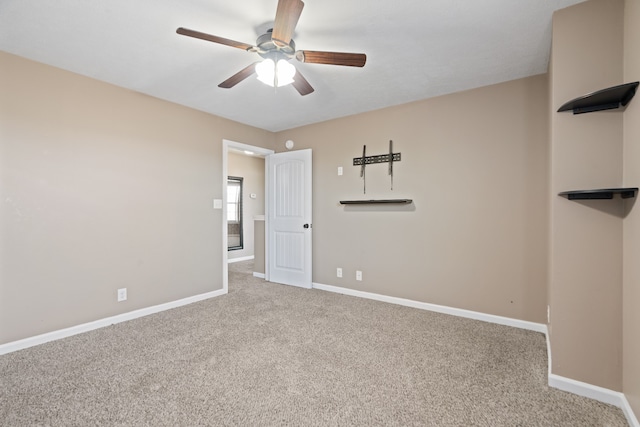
[222, 140, 274, 293]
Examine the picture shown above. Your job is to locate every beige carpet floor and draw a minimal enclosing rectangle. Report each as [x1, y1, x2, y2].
[0, 260, 629, 426]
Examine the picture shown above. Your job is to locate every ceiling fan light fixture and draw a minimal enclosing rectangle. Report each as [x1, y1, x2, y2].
[276, 59, 296, 86]
[256, 58, 275, 86]
[256, 58, 296, 88]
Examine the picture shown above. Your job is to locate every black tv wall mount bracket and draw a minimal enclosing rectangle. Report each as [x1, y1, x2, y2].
[353, 140, 401, 193]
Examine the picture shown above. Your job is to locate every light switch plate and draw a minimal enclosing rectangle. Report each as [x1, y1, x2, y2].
[213, 199, 223, 209]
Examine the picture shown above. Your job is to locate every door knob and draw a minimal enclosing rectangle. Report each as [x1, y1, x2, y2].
[303, 223, 310, 229]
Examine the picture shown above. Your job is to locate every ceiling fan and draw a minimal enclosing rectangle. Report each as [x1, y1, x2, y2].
[176, 0, 366, 96]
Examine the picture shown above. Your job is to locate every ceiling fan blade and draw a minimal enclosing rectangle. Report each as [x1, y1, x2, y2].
[295, 50, 366, 67]
[177, 27, 254, 51]
[292, 69, 314, 96]
[272, 0, 304, 47]
[218, 62, 260, 89]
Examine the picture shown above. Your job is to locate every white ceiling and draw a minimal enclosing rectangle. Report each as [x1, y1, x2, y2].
[0, 0, 586, 132]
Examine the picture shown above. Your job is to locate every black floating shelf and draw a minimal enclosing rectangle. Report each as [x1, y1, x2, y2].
[340, 199, 413, 205]
[557, 82, 638, 114]
[558, 188, 638, 200]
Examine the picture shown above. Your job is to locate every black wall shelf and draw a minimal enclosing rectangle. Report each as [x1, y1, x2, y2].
[558, 188, 638, 200]
[557, 82, 639, 114]
[340, 199, 413, 205]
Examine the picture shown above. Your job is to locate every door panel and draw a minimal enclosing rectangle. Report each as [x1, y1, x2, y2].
[267, 149, 312, 288]
[275, 232, 304, 270]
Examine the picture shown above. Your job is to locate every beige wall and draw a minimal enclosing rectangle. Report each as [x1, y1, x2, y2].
[254, 219, 265, 275]
[0, 51, 550, 346]
[0, 51, 273, 344]
[227, 151, 265, 260]
[276, 75, 549, 323]
[549, 0, 624, 391]
[624, 0, 640, 417]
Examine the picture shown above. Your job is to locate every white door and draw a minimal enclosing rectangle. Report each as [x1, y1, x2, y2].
[267, 149, 312, 288]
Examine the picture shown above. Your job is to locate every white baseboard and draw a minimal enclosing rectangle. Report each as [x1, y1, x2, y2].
[228, 255, 254, 263]
[311, 282, 547, 333]
[549, 374, 625, 406]
[253, 272, 265, 279]
[624, 397, 640, 427]
[549, 374, 639, 427]
[0, 288, 227, 356]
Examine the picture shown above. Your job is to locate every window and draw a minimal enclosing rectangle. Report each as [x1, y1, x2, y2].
[227, 177, 243, 250]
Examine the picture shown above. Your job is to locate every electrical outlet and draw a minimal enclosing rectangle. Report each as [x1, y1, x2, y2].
[338, 167, 343, 176]
[337, 268, 343, 278]
[356, 270, 362, 281]
[117, 288, 127, 302]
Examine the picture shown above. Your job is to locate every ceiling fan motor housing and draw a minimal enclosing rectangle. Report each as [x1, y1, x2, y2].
[256, 29, 296, 59]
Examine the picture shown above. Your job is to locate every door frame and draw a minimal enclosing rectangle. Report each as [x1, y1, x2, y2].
[222, 139, 274, 293]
